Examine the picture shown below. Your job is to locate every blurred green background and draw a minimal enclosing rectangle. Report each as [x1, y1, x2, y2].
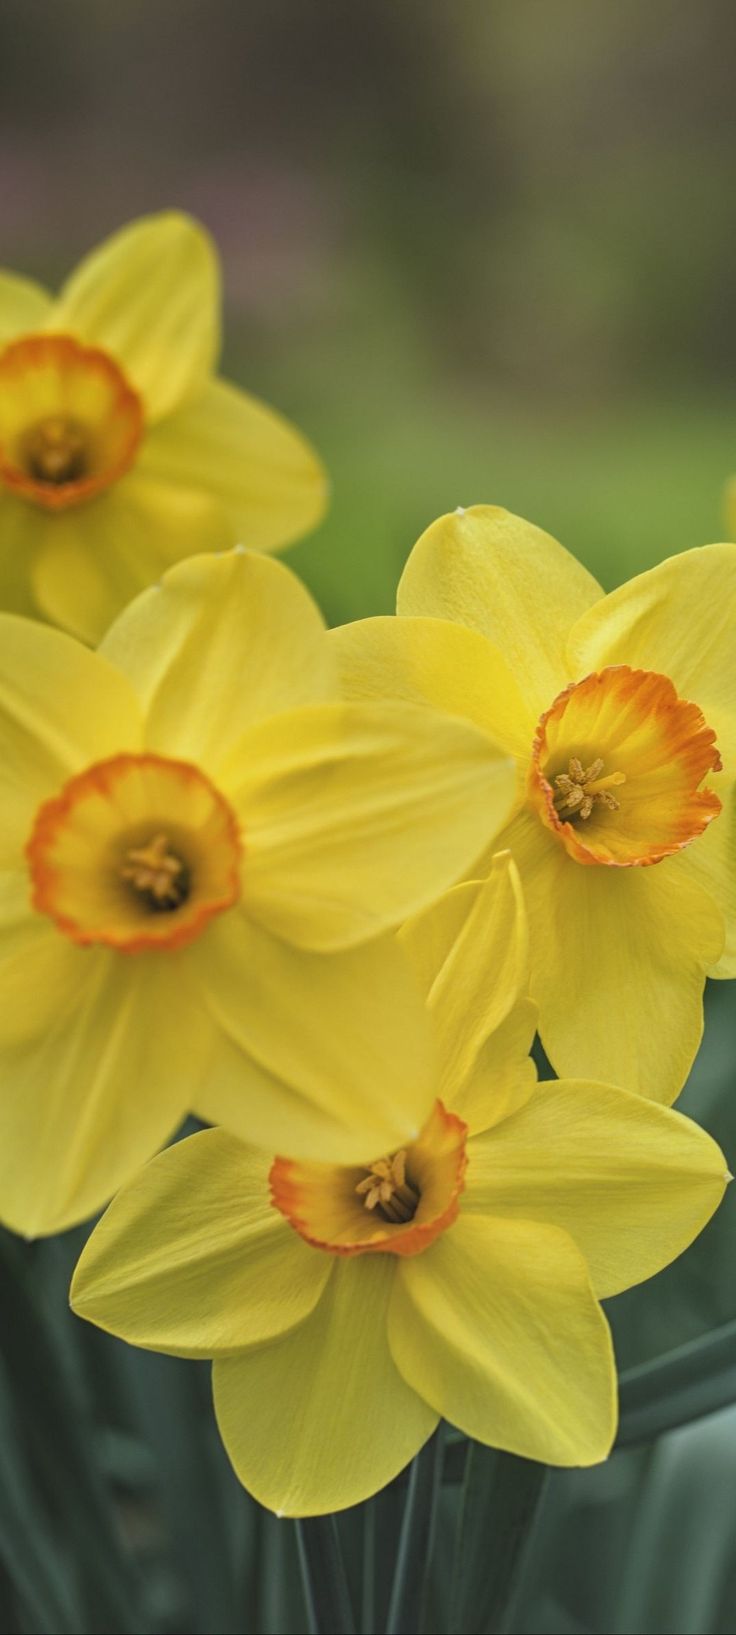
[1, 3, 735, 1632]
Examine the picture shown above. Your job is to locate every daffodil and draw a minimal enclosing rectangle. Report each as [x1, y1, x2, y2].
[71, 855, 728, 1516]
[0, 211, 327, 641]
[331, 506, 736, 1103]
[0, 547, 516, 1237]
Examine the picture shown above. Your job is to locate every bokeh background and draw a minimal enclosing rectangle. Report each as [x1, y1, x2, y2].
[1, 4, 735, 1633]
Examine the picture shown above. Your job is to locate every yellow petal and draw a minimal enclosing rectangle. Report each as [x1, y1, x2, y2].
[390, 1215, 616, 1466]
[329, 614, 534, 760]
[100, 548, 338, 772]
[231, 701, 516, 949]
[71, 1128, 331, 1356]
[399, 879, 485, 1001]
[194, 912, 437, 1163]
[0, 270, 52, 344]
[0, 612, 142, 862]
[399, 855, 531, 1114]
[0, 869, 44, 955]
[677, 786, 736, 977]
[31, 473, 230, 644]
[567, 543, 736, 768]
[139, 377, 328, 553]
[397, 506, 602, 715]
[0, 937, 193, 1236]
[452, 1001, 538, 1136]
[499, 807, 724, 1104]
[213, 1257, 438, 1515]
[49, 212, 219, 421]
[465, 1079, 728, 1297]
[0, 490, 53, 618]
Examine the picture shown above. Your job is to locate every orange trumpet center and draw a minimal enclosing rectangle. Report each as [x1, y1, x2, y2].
[528, 665, 722, 867]
[270, 1100, 468, 1258]
[0, 333, 143, 510]
[26, 753, 242, 953]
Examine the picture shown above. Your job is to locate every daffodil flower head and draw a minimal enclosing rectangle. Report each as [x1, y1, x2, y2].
[528, 668, 721, 867]
[331, 506, 736, 1104]
[0, 212, 328, 640]
[71, 854, 729, 1516]
[270, 1097, 469, 1259]
[0, 547, 518, 1237]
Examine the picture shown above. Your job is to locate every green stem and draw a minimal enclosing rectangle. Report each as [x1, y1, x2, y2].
[361, 1499, 376, 1635]
[449, 1443, 548, 1635]
[295, 1516, 356, 1635]
[386, 1424, 445, 1635]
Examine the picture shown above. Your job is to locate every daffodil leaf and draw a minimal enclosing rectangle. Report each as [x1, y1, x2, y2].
[295, 1516, 356, 1635]
[449, 1442, 549, 1635]
[386, 1427, 445, 1634]
[0, 1355, 79, 1633]
[617, 1317, 736, 1447]
[0, 1229, 145, 1632]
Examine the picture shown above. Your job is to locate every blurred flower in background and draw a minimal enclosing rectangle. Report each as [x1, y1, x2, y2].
[0, 211, 327, 639]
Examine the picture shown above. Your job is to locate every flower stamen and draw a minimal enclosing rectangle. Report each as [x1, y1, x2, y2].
[554, 756, 626, 821]
[120, 833, 188, 910]
[272, 1101, 467, 1258]
[22, 415, 88, 486]
[355, 1150, 419, 1223]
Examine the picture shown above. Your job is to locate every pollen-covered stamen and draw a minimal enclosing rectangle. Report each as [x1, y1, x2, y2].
[22, 415, 88, 486]
[120, 833, 188, 910]
[355, 1149, 419, 1223]
[554, 756, 627, 821]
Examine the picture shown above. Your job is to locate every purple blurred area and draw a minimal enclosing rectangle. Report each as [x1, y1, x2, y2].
[3, 0, 736, 397]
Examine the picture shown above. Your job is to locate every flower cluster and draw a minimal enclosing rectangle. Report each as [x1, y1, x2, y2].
[0, 217, 733, 1518]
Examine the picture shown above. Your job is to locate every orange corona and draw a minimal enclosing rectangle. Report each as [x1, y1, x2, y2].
[271, 1100, 468, 1258]
[528, 665, 721, 867]
[27, 752, 242, 953]
[0, 333, 142, 510]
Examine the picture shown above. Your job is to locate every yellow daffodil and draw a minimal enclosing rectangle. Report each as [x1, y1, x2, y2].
[0, 547, 516, 1237]
[331, 506, 736, 1104]
[0, 211, 327, 640]
[71, 854, 728, 1516]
